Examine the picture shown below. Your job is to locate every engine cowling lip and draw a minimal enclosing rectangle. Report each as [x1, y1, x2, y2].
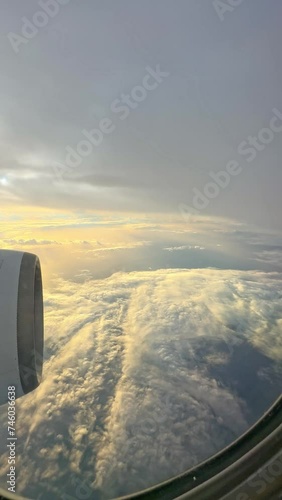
[17, 252, 44, 395]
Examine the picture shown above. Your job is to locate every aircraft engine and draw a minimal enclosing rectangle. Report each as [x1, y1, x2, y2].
[0, 251, 44, 406]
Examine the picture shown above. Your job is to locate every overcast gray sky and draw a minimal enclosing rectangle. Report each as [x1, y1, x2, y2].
[0, 0, 282, 229]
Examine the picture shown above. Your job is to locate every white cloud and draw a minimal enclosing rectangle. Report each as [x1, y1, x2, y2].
[0, 268, 281, 499]
[164, 245, 205, 251]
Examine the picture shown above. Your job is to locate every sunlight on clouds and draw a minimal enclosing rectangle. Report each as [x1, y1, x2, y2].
[0, 268, 281, 499]
[0, 177, 9, 187]
[0, 1, 281, 498]
[1, 210, 282, 287]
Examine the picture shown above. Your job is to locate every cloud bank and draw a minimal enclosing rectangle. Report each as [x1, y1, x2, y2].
[0, 268, 281, 499]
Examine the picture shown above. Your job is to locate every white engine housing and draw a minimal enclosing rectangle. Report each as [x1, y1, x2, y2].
[0, 250, 44, 405]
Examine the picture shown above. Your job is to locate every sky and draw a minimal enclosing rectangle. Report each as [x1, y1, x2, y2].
[0, 0, 282, 228]
[0, 1, 282, 499]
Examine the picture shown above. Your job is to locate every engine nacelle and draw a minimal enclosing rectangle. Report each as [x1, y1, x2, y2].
[0, 250, 44, 406]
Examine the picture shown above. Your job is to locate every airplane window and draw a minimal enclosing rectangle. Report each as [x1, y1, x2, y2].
[0, 1, 281, 499]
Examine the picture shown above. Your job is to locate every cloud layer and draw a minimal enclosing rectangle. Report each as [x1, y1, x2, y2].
[0, 268, 281, 499]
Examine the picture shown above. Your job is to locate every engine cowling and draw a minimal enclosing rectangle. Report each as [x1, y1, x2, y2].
[0, 250, 44, 406]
